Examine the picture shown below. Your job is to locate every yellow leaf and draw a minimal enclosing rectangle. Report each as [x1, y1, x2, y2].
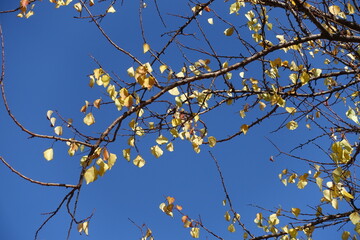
[54, 126, 63, 136]
[43, 148, 54, 161]
[93, 99, 102, 109]
[89, 0, 94, 6]
[107, 5, 116, 13]
[101, 74, 111, 87]
[84, 166, 97, 184]
[228, 224, 236, 232]
[143, 76, 155, 90]
[269, 214, 280, 225]
[168, 87, 180, 96]
[285, 107, 297, 115]
[133, 155, 145, 168]
[143, 43, 150, 53]
[122, 148, 131, 161]
[166, 142, 174, 152]
[342, 231, 350, 240]
[350, 212, 360, 224]
[241, 124, 249, 135]
[190, 227, 200, 238]
[329, 5, 341, 15]
[208, 18, 213, 24]
[286, 120, 298, 130]
[224, 27, 234, 36]
[347, 3, 355, 14]
[74, 2, 82, 12]
[341, 188, 354, 199]
[224, 211, 231, 221]
[159, 65, 167, 73]
[46, 110, 53, 120]
[291, 208, 300, 217]
[208, 136, 216, 147]
[50, 117, 56, 127]
[151, 145, 163, 158]
[107, 153, 117, 169]
[124, 95, 133, 108]
[77, 221, 89, 235]
[83, 113, 95, 126]
[156, 135, 168, 145]
[127, 67, 135, 77]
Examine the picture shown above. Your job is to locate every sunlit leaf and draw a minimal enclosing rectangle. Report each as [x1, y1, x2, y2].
[143, 43, 150, 53]
[208, 18, 213, 24]
[133, 155, 145, 168]
[124, 95, 133, 108]
[350, 212, 360, 224]
[74, 2, 82, 12]
[228, 224, 236, 232]
[151, 145, 163, 158]
[156, 135, 168, 145]
[54, 126, 63, 136]
[285, 107, 296, 115]
[169, 87, 180, 96]
[108, 153, 117, 169]
[166, 142, 174, 152]
[107, 5, 116, 13]
[83, 113, 95, 126]
[50, 117, 56, 127]
[291, 208, 300, 217]
[241, 124, 249, 135]
[122, 148, 131, 161]
[84, 166, 97, 184]
[190, 227, 200, 238]
[43, 148, 54, 161]
[208, 136, 216, 147]
[329, 5, 341, 15]
[286, 120, 298, 130]
[159, 65, 167, 73]
[224, 211, 231, 221]
[346, 107, 359, 125]
[224, 27, 234, 36]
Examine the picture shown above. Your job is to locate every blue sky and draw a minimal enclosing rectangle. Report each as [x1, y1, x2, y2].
[0, 1, 357, 239]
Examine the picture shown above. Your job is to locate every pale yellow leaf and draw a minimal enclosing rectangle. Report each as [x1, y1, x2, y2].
[143, 43, 150, 53]
[43, 148, 54, 161]
[84, 166, 97, 184]
[159, 65, 167, 73]
[350, 212, 360, 224]
[285, 107, 297, 115]
[190, 227, 200, 238]
[107, 5, 116, 13]
[108, 153, 117, 169]
[124, 95, 133, 108]
[208, 18, 213, 24]
[329, 5, 341, 15]
[74, 2, 82, 12]
[50, 117, 56, 127]
[54, 126, 63, 136]
[46, 110, 53, 120]
[83, 113, 95, 126]
[168, 87, 180, 96]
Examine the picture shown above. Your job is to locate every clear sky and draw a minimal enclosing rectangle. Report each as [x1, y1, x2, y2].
[0, 1, 356, 240]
